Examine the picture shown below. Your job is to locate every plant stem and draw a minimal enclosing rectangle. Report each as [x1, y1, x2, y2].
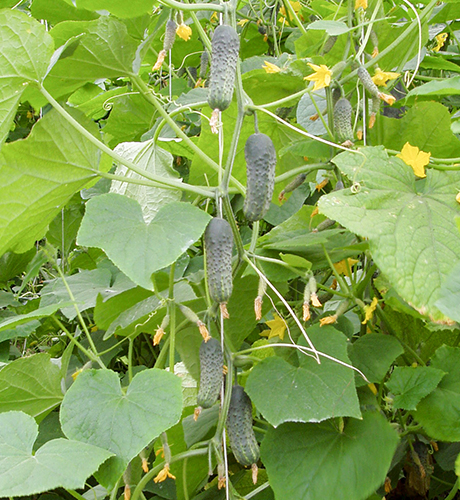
[66, 490, 86, 500]
[445, 478, 459, 500]
[128, 337, 134, 383]
[39, 85, 214, 198]
[274, 163, 332, 183]
[168, 264, 176, 374]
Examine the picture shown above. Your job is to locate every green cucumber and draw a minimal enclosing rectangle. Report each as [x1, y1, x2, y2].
[197, 337, 224, 409]
[204, 218, 233, 307]
[243, 133, 277, 221]
[226, 385, 260, 467]
[163, 19, 177, 52]
[208, 25, 240, 113]
[200, 50, 209, 79]
[357, 66, 379, 97]
[333, 98, 353, 143]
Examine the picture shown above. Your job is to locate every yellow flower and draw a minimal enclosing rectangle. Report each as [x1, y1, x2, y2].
[237, 19, 249, 26]
[176, 23, 192, 41]
[310, 292, 322, 308]
[319, 314, 338, 326]
[396, 142, 431, 178]
[361, 297, 378, 324]
[278, 1, 302, 25]
[372, 69, 400, 87]
[456, 192, 460, 204]
[262, 314, 287, 340]
[153, 327, 165, 346]
[263, 61, 282, 73]
[334, 258, 359, 277]
[304, 63, 332, 91]
[371, 46, 379, 58]
[378, 92, 396, 106]
[355, 0, 367, 9]
[433, 33, 448, 52]
[154, 464, 176, 483]
[141, 457, 149, 473]
[210, 12, 218, 23]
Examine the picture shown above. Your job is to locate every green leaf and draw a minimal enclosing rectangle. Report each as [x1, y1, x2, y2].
[76, 0, 155, 19]
[386, 366, 445, 411]
[242, 70, 305, 106]
[414, 346, 460, 441]
[110, 141, 182, 221]
[0, 109, 103, 255]
[40, 268, 112, 320]
[0, 353, 63, 420]
[318, 146, 460, 322]
[406, 76, 460, 101]
[0, 303, 72, 333]
[0, 320, 40, 343]
[0, 411, 113, 497]
[60, 368, 182, 463]
[0, 9, 53, 148]
[31, 0, 98, 23]
[297, 90, 328, 136]
[45, 17, 139, 98]
[261, 411, 399, 500]
[348, 333, 404, 387]
[77, 194, 211, 290]
[308, 20, 351, 36]
[245, 326, 361, 426]
[436, 261, 460, 322]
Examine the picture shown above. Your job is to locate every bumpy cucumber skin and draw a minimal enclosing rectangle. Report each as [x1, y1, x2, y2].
[197, 337, 224, 408]
[200, 50, 209, 79]
[226, 385, 260, 467]
[164, 20, 177, 52]
[243, 133, 277, 221]
[208, 25, 240, 112]
[204, 218, 233, 304]
[357, 66, 379, 97]
[333, 98, 353, 143]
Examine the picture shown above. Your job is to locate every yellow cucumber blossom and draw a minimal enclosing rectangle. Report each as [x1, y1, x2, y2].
[176, 23, 192, 41]
[433, 33, 448, 52]
[362, 297, 378, 324]
[154, 464, 176, 483]
[355, 0, 367, 9]
[263, 61, 282, 73]
[304, 63, 332, 91]
[396, 142, 431, 178]
[372, 69, 400, 87]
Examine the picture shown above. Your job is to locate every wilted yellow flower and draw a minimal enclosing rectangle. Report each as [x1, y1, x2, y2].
[396, 142, 431, 178]
[141, 457, 149, 473]
[433, 33, 448, 52]
[153, 327, 165, 346]
[319, 314, 338, 326]
[355, 0, 367, 9]
[263, 61, 282, 73]
[304, 63, 332, 91]
[371, 46, 379, 58]
[372, 69, 400, 87]
[334, 258, 359, 277]
[237, 19, 249, 26]
[378, 92, 396, 105]
[198, 320, 211, 342]
[154, 464, 176, 483]
[310, 292, 322, 308]
[176, 23, 192, 41]
[362, 297, 378, 324]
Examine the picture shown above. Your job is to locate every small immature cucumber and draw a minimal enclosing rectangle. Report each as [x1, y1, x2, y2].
[226, 385, 260, 467]
[200, 50, 209, 79]
[208, 25, 240, 113]
[197, 337, 224, 409]
[164, 19, 177, 52]
[244, 133, 277, 221]
[333, 98, 353, 143]
[357, 66, 379, 97]
[204, 218, 233, 306]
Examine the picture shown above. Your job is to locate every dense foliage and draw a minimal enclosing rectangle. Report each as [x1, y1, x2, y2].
[1, 0, 460, 499]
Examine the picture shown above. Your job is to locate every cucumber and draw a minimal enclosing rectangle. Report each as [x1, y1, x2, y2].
[226, 385, 260, 467]
[200, 50, 209, 79]
[357, 66, 379, 97]
[208, 25, 240, 113]
[204, 218, 233, 312]
[197, 337, 224, 409]
[243, 133, 277, 221]
[164, 19, 177, 52]
[333, 98, 353, 143]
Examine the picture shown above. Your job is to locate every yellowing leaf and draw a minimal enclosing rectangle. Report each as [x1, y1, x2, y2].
[433, 33, 448, 52]
[396, 142, 431, 178]
[372, 69, 400, 87]
[263, 61, 282, 73]
[176, 23, 192, 41]
[334, 258, 359, 277]
[304, 63, 332, 91]
[263, 314, 287, 340]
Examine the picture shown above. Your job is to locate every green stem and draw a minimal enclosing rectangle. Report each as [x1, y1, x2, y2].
[158, 0, 224, 12]
[53, 317, 104, 367]
[256, 87, 310, 110]
[131, 448, 208, 500]
[187, 8, 212, 53]
[248, 221, 259, 254]
[444, 478, 459, 500]
[222, 196, 245, 263]
[168, 265, 176, 374]
[245, 482, 270, 499]
[281, 0, 307, 35]
[39, 85, 213, 198]
[274, 163, 332, 183]
[66, 490, 86, 500]
[128, 338, 134, 383]
[215, 347, 234, 438]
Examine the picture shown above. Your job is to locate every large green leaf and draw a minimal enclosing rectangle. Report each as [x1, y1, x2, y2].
[77, 194, 211, 290]
[348, 333, 404, 387]
[76, 0, 155, 18]
[45, 17, 139, 98]
[436, 261, 460, 322]
[60, 368, 182, 463]
[415, 346, 460, 441]
[245, 326, 361, 426]
[0, 411, 112, 497]
[110, 141, 182, 221]
[0, 353, 63, 420]
[0, 109, 103, 255]
[261, 411, 399, 500]
[318, 146, 460, 322]
[0, 9, 53, 149]
[386, 366, 445, 411]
